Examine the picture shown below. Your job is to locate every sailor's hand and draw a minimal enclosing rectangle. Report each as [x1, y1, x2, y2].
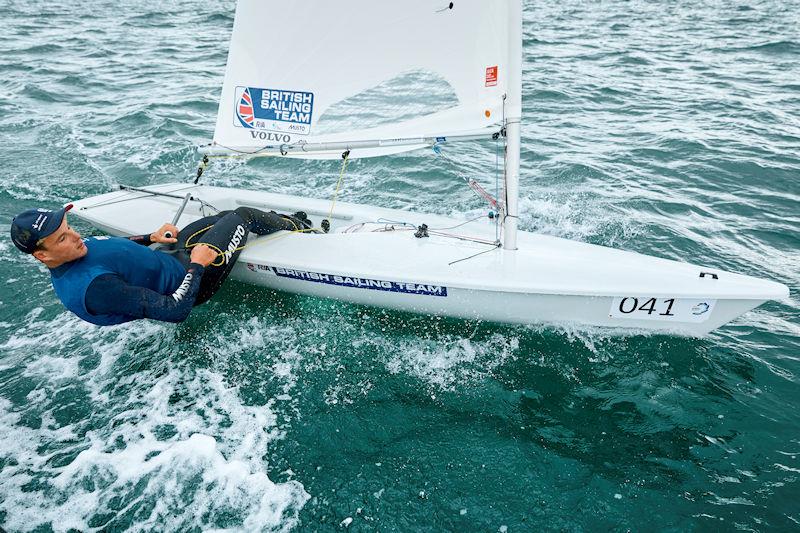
[190, 244, 217, 267]
[150, 223, 179, 244]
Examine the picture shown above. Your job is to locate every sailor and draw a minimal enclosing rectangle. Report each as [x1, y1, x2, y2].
[10, 204, 311, 325]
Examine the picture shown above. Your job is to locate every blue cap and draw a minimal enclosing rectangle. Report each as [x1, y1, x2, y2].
[10, 204, 73, 254]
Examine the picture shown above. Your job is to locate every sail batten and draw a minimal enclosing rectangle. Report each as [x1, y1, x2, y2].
[210, 0, 510, 159]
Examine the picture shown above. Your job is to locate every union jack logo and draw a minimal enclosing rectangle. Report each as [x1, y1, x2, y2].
[237, 88, 254, 128]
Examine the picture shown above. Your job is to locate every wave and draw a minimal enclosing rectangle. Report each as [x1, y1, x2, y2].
[0, 314, 309, 531]
[715, 40, 800, 55]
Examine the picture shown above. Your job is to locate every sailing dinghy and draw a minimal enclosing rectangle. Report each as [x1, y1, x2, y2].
[70, 0, 789, 335]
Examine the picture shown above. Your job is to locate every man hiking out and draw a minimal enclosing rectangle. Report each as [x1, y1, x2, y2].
[10, 203, 311, 325]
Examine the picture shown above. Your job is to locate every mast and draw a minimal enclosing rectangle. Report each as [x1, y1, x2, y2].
[503, 0, 523, 250]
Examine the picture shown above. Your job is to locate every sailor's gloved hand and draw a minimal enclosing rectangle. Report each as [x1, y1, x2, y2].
[150, 223, 180, 244]
[190, 244, 217, 267]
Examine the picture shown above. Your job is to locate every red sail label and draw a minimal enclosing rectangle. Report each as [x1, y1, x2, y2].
[485, 66, 498, 87]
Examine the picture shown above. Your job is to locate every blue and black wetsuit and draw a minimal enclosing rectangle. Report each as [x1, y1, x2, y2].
[51, 207, 305, 326]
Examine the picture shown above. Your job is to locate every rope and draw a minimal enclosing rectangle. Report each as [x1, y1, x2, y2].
[77, 186, 220, 214]
[327, 150, 350, 221]
[448, 242, 502, 266]
[183, 222, 319, 268]
[199, 140, 301, 157]
[433, 144, 501, 212]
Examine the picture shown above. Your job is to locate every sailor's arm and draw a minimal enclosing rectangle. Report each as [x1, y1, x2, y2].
[84, 245, 217, 323]
[85, 265, 205, 322]
[127, 223, 180, 246]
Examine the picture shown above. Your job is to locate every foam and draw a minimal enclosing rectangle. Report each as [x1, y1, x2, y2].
[731, 308, 800, 339]
[197, 316, 305, 397]
[3, 312, 163, 396]
[516, 192, 639, 245]
[22, 353, 82, 380]
[3, 180, 65, 202]
[383, 333, 519, 391]
[525, 320, 673, 351]
[0, 311, 309, 531]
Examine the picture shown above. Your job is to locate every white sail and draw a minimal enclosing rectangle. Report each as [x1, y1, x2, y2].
[206, 0, 511, 159]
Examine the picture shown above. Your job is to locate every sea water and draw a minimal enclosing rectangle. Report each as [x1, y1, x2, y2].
[1, 0, 798, 530]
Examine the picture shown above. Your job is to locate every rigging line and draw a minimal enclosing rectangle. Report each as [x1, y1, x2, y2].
[76, 186, 220, 214]
[77, 186, 189, 210]
[119, 183, 199, 196]
[375, 218, 416, 227]
[429, 214, 486, 231]
[77, 194, 161, 211]
[78, 193, 221, 216]
[367, 225, 496, 246]
[201, 138, 309, 157]
[448, 242, 501, 266]
[371, 215, 487, 232]
[501, 93, 508, 228]
[343, 222, 367, 233]
[428, 230, 498, 245]
[495, 131, 500, 242]
[433, 144, 500, 211]
[371, 225, 414, 233]
[367, 226, 496, 247]
[496, 94, 508, 242]
[374, 215, 486, 232]
[185, 224, 319, 268]
[328, 150, 350, 221]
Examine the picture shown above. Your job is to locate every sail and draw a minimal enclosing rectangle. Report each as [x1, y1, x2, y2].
[207, 0, 511, 159]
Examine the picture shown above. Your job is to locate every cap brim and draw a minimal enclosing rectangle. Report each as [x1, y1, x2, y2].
[38, 204, 74, 241]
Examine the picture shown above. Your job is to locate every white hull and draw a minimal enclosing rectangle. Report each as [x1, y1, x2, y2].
[71, 183, 789, 335]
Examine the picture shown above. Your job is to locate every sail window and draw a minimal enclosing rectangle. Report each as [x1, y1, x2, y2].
[314, 70, 459, 135]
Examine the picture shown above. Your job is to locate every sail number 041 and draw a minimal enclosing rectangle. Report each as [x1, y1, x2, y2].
[617, 297, 675, 316]
[608, 296, 717, 323]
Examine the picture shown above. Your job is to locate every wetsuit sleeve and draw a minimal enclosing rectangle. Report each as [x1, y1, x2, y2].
[84, 264, 206, 323]
[127, 234, 154, 246]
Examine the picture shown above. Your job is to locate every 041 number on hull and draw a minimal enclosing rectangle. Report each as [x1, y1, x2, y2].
[609, 296, 717, 323]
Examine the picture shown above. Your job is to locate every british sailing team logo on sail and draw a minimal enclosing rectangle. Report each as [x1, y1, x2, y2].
[234, 86, 314, 137]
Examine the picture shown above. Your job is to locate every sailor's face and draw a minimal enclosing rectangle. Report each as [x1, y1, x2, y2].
[34, 215, 87, 266]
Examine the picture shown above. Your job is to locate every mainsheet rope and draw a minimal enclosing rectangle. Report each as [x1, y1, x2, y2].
[184, 220, 317, 268]
[327, 149, 351, 221]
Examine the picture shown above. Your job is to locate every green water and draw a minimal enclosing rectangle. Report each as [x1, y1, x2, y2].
[1, 1, 799, 531]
